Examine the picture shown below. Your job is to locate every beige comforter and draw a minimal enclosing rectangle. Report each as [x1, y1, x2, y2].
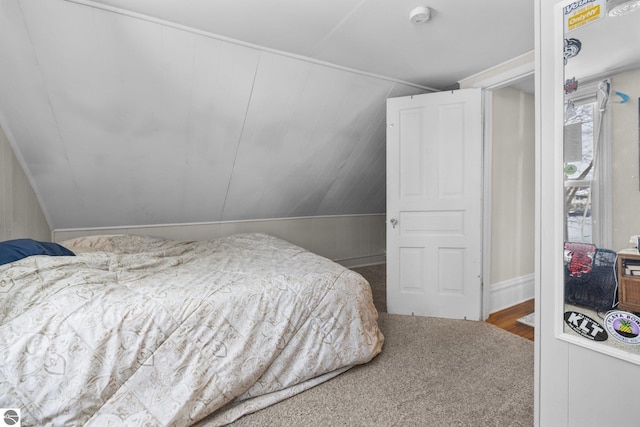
[0, 233, 383, 426]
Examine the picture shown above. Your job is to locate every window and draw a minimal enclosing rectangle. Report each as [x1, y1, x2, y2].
[563, 80, 611, 247]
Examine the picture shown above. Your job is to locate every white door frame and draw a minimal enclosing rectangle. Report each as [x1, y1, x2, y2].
[465, 55, 535, 320]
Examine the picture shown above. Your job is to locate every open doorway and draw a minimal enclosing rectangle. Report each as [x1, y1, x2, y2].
[456, 53, 536, 337]
[453, 55, 538, 340]
[458, 53, 537, 326]
[483, 74, 536, 339]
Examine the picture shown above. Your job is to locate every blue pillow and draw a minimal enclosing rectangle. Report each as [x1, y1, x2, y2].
[0, 239, 75, 266]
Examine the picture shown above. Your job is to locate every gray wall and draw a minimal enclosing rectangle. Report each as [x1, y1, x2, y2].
[611, 68, 640, 251]
[490, 87, 535, 284]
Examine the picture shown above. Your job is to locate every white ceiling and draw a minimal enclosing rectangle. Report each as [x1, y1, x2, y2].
[0, 0, 536, 230]
[76, 0, 535, 90]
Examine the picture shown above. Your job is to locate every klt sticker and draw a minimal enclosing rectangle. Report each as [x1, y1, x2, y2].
[564, 311, 608, 341]
[604, 311, 640, 344]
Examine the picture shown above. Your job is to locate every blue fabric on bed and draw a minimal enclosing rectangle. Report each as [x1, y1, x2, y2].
[0, 238, 75, 266]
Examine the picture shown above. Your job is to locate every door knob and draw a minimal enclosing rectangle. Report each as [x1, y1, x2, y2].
[390, 218, 398, 228]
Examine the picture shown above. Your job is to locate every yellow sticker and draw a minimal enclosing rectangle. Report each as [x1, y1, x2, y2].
[564, 0, 605, 33]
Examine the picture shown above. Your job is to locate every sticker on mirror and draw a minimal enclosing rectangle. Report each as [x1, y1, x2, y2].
[564, 0, 605, 32]
[604, 311, 640, 344]
[564, 311, 608, 341]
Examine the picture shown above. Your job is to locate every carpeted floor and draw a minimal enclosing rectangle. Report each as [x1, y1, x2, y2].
[353, 263, 387, 313]
[226, 264, 534, 426]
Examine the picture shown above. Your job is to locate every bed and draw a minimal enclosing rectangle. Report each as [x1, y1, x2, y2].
[0, 233, 384, 426]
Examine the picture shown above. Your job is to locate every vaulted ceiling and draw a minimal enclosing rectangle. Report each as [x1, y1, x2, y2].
[0, 0, 534, 230]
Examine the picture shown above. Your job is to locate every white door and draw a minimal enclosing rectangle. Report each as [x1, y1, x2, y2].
[386, 89, 483, 320]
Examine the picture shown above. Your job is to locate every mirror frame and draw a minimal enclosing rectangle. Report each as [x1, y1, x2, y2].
[554, 0, 640, 365]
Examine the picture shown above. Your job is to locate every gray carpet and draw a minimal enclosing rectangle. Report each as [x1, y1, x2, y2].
[227, 264, 534, 426]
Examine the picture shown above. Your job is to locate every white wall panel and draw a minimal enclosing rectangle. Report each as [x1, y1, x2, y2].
[0, 0, 425, 230]
[184, 38, 260, 221]
[317, 97, 387, 214]
[213, 50, 400, 221]
[0, 0, 76, 229]
[0, 124, 50, 241]
[52, 214, 386, 267]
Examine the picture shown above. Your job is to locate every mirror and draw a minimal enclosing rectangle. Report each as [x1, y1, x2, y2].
[561, 0, 640, 361]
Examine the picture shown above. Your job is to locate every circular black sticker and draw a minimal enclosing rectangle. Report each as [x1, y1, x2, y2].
[564, 311, 608, 341]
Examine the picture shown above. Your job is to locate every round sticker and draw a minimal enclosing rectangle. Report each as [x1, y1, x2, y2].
[604, 311, 640, 345]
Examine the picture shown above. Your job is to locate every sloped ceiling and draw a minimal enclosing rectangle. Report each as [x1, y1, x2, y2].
[0, 0, 534, 230]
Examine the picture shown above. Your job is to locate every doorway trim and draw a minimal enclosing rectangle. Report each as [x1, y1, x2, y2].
[459, 51, 535, 320]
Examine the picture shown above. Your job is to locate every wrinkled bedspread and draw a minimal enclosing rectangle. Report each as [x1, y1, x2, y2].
[0, 233, 383, 426]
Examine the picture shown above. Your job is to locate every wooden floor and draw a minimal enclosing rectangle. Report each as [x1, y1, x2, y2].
[486, 299, 534, 341]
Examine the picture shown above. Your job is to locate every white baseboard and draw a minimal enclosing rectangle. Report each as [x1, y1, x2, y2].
[489, 273, 535, 314]
[337, 254, 387, 269]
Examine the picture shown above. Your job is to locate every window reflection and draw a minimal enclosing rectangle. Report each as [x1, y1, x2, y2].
[561, 0, 640, 360]
[564, 101, 594, 243]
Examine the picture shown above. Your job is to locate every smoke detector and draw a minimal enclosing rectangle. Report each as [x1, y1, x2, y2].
[409, 6, 431, 24]
[607, 0, 640, 16]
